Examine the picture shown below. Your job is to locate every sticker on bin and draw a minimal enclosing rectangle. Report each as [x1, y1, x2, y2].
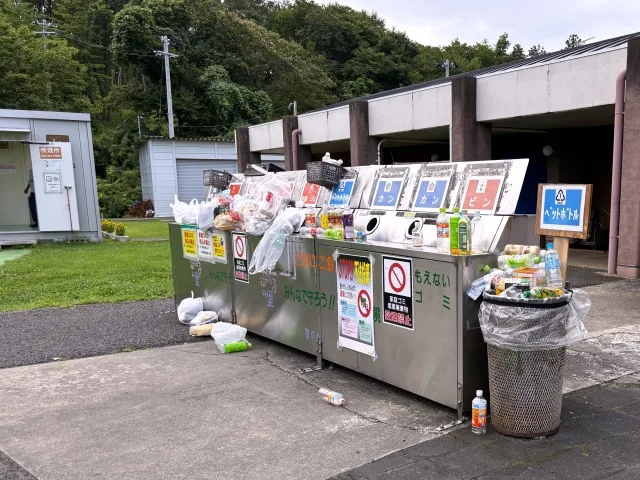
[233, 233, 249, 283]
[300, 182, 322, 207]
[329, 178, 355, 207]
[413, 177, 450, 212]
[372, 178, 403, 210]
[382, 256, 414, 330]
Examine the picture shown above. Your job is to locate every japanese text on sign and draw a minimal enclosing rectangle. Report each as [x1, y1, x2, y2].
[39, 146, 62, 159]
[372, 178, 403, 209]
[329, 178, 355, 207]
[212, 233, 226, 262]
[295, 252, 335, 272]
[383, 256, 414, 330]
[44, 173, 62, 193]
[413, 178, 450, 212]
[461, 176, 504, 214]
[336, 254, 376, 357]
[233, 233, 249, 283]
[197, 229, 213, 261]
[301, 182, 321, 207]
[540, 185, 586, 232]
[229, 183, 242, 197]
[181, 227, 198, 259]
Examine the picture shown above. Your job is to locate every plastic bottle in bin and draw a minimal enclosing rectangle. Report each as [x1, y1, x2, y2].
[472, 390, 487, 435]
[545, 243, 563, 288]
[436, 207, 450, 253]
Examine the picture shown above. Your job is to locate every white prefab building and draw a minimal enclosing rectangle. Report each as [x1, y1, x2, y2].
[0, 109, 101, 246]
[138, 137, 284, 217]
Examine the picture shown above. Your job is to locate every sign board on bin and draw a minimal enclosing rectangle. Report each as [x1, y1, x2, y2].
[197, 229, 214, 262]
[382, 256, 414, 330]
[413, 177, 450, 212]
[336, 253, 376, 357]
[372, 178, 403, 210]
[181, 226, 198, 259]
[301, 182, 322, 207]
[461, 176, 504, 214]
[328, 178, 355, 208]
[233, 233, 249, 283]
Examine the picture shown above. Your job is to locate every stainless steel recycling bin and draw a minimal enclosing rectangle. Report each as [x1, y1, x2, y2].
[480, 294, 573, 438]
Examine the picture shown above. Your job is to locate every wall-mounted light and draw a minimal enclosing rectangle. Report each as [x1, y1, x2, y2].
[543, 145, 554, 157]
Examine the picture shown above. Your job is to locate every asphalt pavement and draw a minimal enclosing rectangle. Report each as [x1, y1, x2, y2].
[0, 299, 206, 369]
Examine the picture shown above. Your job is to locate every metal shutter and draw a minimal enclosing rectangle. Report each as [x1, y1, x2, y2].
[176, 159, 237, 203]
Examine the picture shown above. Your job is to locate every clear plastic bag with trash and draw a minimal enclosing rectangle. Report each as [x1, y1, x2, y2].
[248, 215, 295, 274]
[189, 311, 218, 327]
[210, 322, 248, 353]
[177, 292, 204, 324]
[478, 289, 590, 351]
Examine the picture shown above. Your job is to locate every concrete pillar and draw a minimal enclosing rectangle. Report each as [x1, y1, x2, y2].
[618, 37, 640, 278]
[451, 76, 492, 161]
[235, 127, 260, 172]
[349, 100, 378, 166]
[282, 115, 311, 170]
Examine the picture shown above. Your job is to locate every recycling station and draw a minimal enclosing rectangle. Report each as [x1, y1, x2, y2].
[168, 159, 536, 419]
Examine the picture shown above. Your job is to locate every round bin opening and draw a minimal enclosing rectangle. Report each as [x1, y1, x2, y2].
[406, 219, 423, 238]
[366, 217, 379, 234]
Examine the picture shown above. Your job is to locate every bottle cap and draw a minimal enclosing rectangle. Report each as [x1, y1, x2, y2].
[453, 207, 460, 212]
[476, 389, 483, 397]
[547, 243, 554, 249]
[439, 207, 446, 213]
[461, 209, 467, 214]
[338, 398, 345, 405]
[474, 211, 481, 215]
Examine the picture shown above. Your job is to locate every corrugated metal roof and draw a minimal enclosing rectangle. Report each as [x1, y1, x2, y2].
[308, 32, 638, 113]
[144, 136, 233, 142]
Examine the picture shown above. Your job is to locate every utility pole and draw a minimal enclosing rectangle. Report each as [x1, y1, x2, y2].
[155, 36, 178, 139]
[33, 17, 56, 50]
[288, 100, 297, 116]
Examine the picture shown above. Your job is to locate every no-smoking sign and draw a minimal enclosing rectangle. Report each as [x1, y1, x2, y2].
[382, 256, 414, 329]
[358, 289, 372, 318]
[235, 235, 245, 259]
[233, 233, 249, 283]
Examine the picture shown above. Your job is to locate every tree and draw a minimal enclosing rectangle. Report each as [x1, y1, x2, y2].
[528, 44, 547, 57]
[565, 34, 583, 49]
[510, 44, 525, 61]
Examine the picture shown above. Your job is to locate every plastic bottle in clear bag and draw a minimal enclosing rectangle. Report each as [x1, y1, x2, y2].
[498, 253, 541, 269]
[545, 243, 563, 288]
[471, 211, 484, 253]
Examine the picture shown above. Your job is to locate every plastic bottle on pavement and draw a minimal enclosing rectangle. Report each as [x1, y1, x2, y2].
[544, 243, 563, 288]
[319, 388, 345, 406]
[449, 208, 461, 254]
[472, 390, 487, 435]
[223, 341, 252, 353]
[436, 207, 450, 253]
[471, 211, 484, 253]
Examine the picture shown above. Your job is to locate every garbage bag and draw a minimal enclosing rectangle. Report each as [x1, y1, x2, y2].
[197, 202, 215, 230]
[248, 216, 294, 274]
[177, 292, 204, 324]
[478, 289, 589, 351]
[170, 195, 190, 224]
[189, 311, 219, 327]
[210, 323, 247, 353]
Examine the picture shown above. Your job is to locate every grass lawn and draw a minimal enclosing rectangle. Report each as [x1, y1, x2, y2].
[117, 219, 171, 239]
[0, 241, 173, 312]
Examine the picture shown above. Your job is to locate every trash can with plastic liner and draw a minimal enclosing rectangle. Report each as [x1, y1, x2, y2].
[478, 290, 590, 437]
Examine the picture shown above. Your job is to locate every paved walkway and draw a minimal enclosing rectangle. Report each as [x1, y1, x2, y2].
[330, 375, 640, 480]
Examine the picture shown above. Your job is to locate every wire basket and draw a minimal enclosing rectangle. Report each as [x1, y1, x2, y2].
[306, 161, 343, 187]
[203, 170, 232, 189]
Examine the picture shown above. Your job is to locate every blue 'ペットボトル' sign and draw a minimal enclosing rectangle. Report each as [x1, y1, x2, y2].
[539, 184, 587, 233]
[329, 178, 355, 207]
[412, 177, 450, 211]
[372, 178, 403, 209]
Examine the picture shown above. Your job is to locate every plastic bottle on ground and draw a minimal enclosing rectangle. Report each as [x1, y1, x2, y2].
[449, 208, 461, 254]
[319, 388, 345, 406]
[545, 243, 563, 288]
[222, 341, 252, 353]
[458, 210, 471, 255]
[436, 207, 450, 253]
[472, 390, 487, 435]
[471, 211, 484, 253]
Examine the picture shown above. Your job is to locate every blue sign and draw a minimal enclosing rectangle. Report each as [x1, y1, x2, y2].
[540, 185, 586, 232]
[413, 178, 449, 211]
[372, 179, 403, 209]
[329, 178, 355, 207]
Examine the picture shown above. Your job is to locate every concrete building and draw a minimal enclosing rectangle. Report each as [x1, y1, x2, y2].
[0, 109, 100, 246]
[236, 32, 640, 278]
[138, 137, 284, 217]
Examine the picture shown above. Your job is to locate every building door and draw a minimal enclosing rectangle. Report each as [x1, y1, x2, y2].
[0, 142, 30, 226]
[176, 159, 237, 203]
[29, 143, 80, 232]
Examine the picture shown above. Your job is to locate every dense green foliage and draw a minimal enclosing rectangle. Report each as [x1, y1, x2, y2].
[0, 0, 574, 216]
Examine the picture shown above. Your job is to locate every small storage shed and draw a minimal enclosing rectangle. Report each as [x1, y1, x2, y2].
[0, 109, 100, 246]
[138, 137, 284, 217]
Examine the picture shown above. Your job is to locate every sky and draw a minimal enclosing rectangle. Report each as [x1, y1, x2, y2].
[316, 0, 640, 52]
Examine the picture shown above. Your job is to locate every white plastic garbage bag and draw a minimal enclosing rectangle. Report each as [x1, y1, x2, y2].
[189, 311, 219, 327]
[170, 195, 199, 225]
[177, 292, 204, 324]
[197, 202, 215, 230]
[210, 323, 247, 353]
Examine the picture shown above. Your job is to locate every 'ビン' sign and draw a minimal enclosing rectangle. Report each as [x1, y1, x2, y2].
[536, 184, 592, 239]
[461, 175, 504, 214]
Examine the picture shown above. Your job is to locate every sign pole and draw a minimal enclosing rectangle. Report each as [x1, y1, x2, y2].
[553, 236, 570, 282]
